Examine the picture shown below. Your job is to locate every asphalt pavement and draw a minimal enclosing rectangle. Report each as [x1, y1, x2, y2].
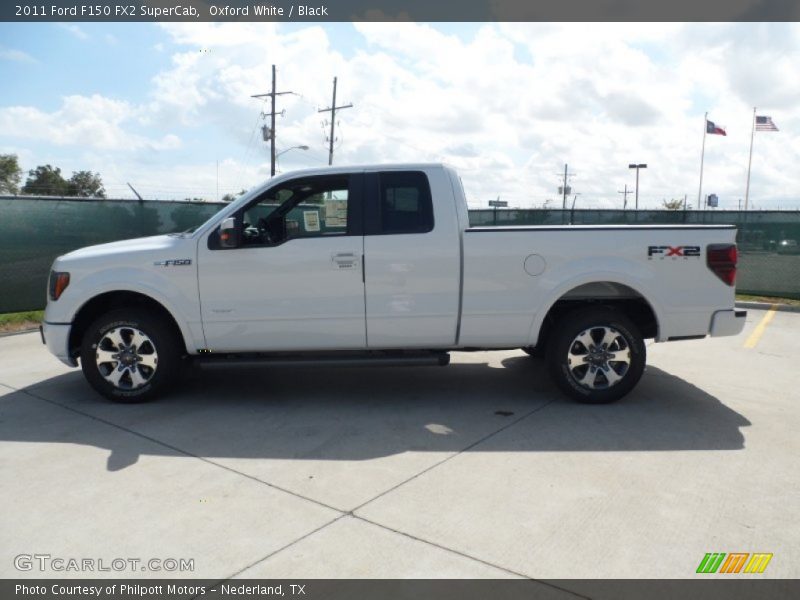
[1, 308, 797, 583]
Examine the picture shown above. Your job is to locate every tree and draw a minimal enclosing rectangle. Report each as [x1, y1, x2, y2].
[68, 170, 106, 198]
[662, 198, 687, 210]
[221, 189, 248, 202]
[21, 165, 106, 197]
[22, 165, 69, 196]
[0, 154, 22, 194]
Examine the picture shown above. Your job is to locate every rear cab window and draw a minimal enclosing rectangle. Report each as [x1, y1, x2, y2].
[366, 171, 434, 235]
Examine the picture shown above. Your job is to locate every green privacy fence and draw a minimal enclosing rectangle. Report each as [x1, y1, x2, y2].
[0, 196, 226, 314]
[471, 208, 800, 301]
[2, 196, 799, 314]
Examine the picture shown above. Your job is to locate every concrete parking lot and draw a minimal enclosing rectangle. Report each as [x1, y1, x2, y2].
[1, 308, 798, 583]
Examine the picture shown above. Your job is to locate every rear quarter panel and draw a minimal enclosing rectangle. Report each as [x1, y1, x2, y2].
[459, 226, 737, 347]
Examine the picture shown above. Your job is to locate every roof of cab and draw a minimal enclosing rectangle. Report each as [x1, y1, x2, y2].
[272, 162, 448, 178]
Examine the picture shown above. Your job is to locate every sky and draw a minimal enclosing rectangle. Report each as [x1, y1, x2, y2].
[1, 21, 799, 209]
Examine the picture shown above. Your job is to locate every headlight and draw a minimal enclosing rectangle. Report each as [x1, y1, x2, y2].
[48, 271, 70, 301]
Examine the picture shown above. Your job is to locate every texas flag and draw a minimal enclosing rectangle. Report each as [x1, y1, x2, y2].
[706, 119, 727, 136]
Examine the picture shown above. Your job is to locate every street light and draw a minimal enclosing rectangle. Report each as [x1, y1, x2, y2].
[276, 145, 310, 158]
[628, 163, 647, 210]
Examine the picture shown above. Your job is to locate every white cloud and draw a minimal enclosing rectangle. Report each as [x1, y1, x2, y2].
[91, 157, 268, 201]
[0, 48, 37, 64]
[58, 24, 88, 40]
[133, 23, 797, 208]
[0, 94, 182, 152]
[3, 23, 799, 208]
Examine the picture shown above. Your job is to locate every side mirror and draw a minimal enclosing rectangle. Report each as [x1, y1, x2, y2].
[219, 217, 240, 249]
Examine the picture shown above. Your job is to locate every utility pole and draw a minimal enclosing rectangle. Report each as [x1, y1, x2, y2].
[251, 64, 294, 177]
[618, 184, 632, 210]
[628, 163, 647, 210]
[561, 164, 569, 210]
[318, 76, 353, 165]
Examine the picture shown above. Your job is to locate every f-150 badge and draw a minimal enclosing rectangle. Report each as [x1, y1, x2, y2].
[153, 259, 192, 266]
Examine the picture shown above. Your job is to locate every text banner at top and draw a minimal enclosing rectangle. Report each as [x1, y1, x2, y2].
[4, 0, 800, 22]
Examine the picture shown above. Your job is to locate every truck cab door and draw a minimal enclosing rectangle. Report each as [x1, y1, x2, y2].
[197, 173, 366, 352]
[362, 168, 461, 348]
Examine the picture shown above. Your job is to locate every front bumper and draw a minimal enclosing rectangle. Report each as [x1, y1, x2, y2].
[41, 321, 78, 367]
[710, 309, 747, 337]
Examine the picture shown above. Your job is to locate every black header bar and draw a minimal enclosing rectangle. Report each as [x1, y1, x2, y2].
[4, 0, 800, 23]
[3, 579, 800, 600]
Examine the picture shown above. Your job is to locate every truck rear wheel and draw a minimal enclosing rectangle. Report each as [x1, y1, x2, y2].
[546, 307, 645, 404]
[80, 309, 180, 403]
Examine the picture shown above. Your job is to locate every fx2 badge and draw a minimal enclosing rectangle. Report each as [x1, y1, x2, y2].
[647, 245, 701, 259]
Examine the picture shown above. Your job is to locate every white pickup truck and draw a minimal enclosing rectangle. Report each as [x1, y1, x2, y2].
[42, 164, 746, 404]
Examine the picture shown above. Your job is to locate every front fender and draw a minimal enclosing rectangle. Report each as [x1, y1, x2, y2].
[52, 267, 204, 353]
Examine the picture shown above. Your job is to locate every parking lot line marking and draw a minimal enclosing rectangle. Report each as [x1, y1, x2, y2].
[744, 305, 777, 349]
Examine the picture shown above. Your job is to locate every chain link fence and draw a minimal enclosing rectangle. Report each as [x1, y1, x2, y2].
[2, 196, 799, 314]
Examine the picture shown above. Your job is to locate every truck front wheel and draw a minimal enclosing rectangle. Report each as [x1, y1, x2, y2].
[80, 309, 180, 403]
[546, 307, 645, 404]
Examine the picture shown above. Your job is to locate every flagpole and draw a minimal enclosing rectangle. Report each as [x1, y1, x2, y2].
[697, 111, 708, 210]
[744, 107, 756, 211]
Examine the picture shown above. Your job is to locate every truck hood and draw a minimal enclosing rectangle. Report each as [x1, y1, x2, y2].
[57, 234, 188, 266]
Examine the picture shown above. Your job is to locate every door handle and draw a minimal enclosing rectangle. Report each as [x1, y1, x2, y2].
[331, 252, 358, 269]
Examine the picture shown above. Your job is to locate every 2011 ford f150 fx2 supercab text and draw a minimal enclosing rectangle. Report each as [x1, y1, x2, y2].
[41, 164, 746, 404]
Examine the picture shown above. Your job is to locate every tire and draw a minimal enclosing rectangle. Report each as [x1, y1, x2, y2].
[80, 309, 181, 403]
[546, 307, 645, 404]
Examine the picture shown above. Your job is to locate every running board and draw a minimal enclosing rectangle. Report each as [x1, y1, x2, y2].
[194, 350, 451, 369]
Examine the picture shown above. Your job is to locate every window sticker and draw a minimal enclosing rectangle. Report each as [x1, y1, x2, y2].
[325, 198, 348, 228]
[303, 210, 320, 232]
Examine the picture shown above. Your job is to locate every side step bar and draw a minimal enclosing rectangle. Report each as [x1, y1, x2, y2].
[195, 350, 451, 369]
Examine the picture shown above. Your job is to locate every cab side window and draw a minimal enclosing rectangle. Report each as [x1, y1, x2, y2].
[378, 172, 434, 234]
[239, 175, 352, 247]
[284, 183, 349, 241]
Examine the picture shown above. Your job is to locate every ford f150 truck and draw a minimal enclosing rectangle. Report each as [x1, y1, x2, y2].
[42, 164, 746, 404]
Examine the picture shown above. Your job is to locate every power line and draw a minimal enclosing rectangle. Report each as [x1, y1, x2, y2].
[318, 76, 353, 165]
[238, 98, 268, 187]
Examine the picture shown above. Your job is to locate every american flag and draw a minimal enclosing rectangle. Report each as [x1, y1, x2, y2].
[755, 115, 779, 131]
